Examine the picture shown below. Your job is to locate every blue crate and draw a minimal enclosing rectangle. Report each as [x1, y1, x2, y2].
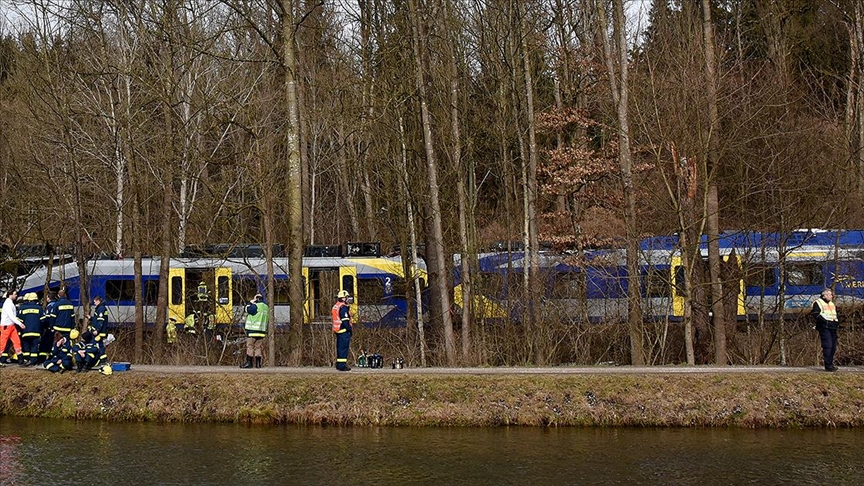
[111, 362, 131, 372]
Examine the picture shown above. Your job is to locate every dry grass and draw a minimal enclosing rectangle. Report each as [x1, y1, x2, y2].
[2, 368, 863, 428]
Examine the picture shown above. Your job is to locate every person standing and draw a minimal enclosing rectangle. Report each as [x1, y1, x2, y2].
[0, 289, 24, 365]
[811, 288, 840, 372]
[18, 293, 43, 366]
[87, 295, 109, 364]
[240, 293, 268, 369]
[53, 289, 76, 339]
[38, 292, 58, 364]
[331, 290, 353, 371]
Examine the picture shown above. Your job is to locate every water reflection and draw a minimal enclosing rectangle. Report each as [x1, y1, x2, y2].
[1, 416, 862, 485]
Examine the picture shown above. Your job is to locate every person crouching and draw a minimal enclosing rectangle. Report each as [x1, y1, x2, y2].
[73, 331, 101, 373]
[44, 330, 77, 373]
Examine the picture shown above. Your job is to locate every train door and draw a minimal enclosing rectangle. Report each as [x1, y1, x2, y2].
[723, 253, 745, 316]
[214, 268, 232, 324]
[168, 268, 185, 324]
[302, 267, 311, 324]
[340, 266, 358, 319]
[671, 256, 684, 317]
[671, 255, 744, 317]
[306, 267, 341, 325]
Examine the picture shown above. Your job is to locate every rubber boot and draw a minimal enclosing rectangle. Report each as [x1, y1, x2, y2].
[240, 355, 253, 368]
[76, 359, 85, 373]
[19, 355, 30, 367]
[255, 357, 262, 369]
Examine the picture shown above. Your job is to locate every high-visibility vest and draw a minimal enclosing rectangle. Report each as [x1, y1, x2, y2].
[332, 301, 348, 333]
[816, 298, 838, 322]
[245, 302, 269, 338]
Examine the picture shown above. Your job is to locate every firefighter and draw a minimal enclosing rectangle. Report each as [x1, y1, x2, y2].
[44, 329, 76, 373]
[18, 292, 43, 366]
[331, 290, 353, 371]
[241, 293, 268, 369]
[38, 292, 58, 364]
[73, 331, 100, 372]
[194, 281, 211, 330]
[196, 281, 210, 303]
[52, 289, 76, 339]
[87, 295, 109, 364]
[0, 289, 24, 365]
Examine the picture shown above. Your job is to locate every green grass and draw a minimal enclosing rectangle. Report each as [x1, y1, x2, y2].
[2, 368, 864, 427]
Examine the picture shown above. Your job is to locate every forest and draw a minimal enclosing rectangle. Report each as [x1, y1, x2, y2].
[0, 0, 860, 367]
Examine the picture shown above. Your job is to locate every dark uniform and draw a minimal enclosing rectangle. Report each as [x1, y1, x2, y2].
[39, 295, 58, 363]
[53, 294, 76, 339]
[811, 291, 839, 372]
[73, 331, 101, 372]
[331, 292, 352, 371]
[89, 298, 109, 364]
[44, 333, 75, 373]
[18, 294, 43, 366]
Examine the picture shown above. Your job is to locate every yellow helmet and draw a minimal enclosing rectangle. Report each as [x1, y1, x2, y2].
[100, 364, 113, 375]
[23, 292, 38, 301]
[337, 290, 350, 299]
[69, 329, 80, 340]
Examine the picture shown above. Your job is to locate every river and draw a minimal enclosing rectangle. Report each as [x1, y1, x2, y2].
[1, 416, 862, 485]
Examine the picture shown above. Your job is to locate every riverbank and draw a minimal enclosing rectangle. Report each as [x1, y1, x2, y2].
[1, 366, 863, 427]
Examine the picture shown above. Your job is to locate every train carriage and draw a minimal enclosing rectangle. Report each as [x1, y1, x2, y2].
[455, 229, 864, 324]
[11, 246, 427, 331]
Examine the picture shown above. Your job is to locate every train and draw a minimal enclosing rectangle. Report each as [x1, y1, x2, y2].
[7, 229, 864, 331]
[453, 229, 864, 323]
[9, 242, 427, 330]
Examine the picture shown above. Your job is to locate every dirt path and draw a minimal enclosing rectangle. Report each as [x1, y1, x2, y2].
[129, 364, 864, 375]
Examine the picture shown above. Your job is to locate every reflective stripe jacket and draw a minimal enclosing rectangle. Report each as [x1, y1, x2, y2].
[19, 302, 43, 338]
[53, 297, 75, 333]
[331, 301, 351, 334]
[90, 302, 109, 341]
[42, 299, 57, 332]
[244, 302, 269, 338]
[812, 298, 839, 330]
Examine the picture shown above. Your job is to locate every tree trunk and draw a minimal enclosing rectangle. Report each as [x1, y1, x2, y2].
[284, 0, 305, 365]
[597, 0, 644, 365]
[445, 0, 471, 362]
[408, 0, 455, 365]
[702, 0, 727, 365]
[399, 114, 427, 367]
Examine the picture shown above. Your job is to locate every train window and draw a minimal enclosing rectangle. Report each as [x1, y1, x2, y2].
[217, 275, 230, 304]
[105, 279, 136, 302]
[144, 280, 159, 306]
[476, 272, 505, 298]
[233, 277, 259, 304]
[643, 267, 670, 298]
[358, 278, 385, 305]
[342, 275, 355, 297]
[171, 276, 183, 305]
[745, 265, 776, 288]
[104, 279, 159, 305]
[785, 264, 823, 286]
[273, 279, 291, 305]
[549, 272, 583, 299]
[391, 277, 409, 297]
